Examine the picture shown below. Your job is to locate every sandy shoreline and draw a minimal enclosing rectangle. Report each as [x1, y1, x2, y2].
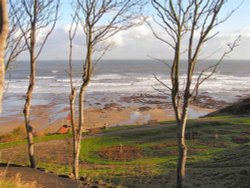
[0, 94, 222, 135]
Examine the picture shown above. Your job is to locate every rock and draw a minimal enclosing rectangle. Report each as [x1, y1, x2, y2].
[104, 103, 119, 110]
[138, 106, 151, 112]
[191, 95, 228, 109]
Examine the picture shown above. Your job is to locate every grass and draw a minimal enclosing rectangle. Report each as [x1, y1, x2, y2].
[0, 115, 250, 187]
[104, 124, 142, 132]
[76, 116, 250, 187]
[37, 162, 71, 175]
[0, 133, 72, 150]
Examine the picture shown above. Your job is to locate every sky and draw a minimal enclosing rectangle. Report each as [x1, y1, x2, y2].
[18, 0, 250, 60]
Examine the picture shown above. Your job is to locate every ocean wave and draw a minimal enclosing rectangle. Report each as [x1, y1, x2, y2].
[3, 72, 249, 96]
[51, 70, 59, 74]
[36, 76, 56, 80]
[92, 74, 126, 81]
[56, 79, 70, 83]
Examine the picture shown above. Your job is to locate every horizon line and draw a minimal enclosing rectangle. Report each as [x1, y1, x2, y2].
[16, 58, 250, 61]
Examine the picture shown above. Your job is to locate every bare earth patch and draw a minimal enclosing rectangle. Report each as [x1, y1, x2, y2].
[232, 136, 250, 144]
[99, 145, 143, 161]
[0, 139, 72, 165]
[150, 141, 178, 150]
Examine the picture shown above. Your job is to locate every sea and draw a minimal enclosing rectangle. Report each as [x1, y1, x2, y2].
[1, 59, 250, 118]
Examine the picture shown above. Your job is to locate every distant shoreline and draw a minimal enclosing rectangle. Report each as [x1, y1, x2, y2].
[0, 93, 224, 135]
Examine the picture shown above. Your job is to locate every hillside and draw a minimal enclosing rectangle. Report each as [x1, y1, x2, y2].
[207, 97, 250, 116]
[0, 114, 250, 188]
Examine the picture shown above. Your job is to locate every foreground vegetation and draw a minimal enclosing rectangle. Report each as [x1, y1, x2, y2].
[0, 173, 42, 188]
[0, 115, 250, 187]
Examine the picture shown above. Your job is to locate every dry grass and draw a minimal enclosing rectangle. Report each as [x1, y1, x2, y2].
[0, 126, 26, 143]
[0, 172, 43, 188]
[0, 126, 52, 143]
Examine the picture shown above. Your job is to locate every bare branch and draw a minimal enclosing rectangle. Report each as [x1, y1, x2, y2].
[192, 36, 241, 97]
[153, 73, 172, 91]
[5, 1, 28, 71]
[35, 1, 60, 59]
[148, 55, 172, 70]
[152, 86, 171, 96]
[146, 20, 175, 49]
[9, 1, 31, 52]
[68, 11, 79, 92]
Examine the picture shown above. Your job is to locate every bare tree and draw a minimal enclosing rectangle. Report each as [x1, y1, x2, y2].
[10, 0, 60, 168]
[5, 1, 27, 72]
[68, 12, 78, 179]
[0, 0, 9, 113]
[150, 0, 240, 187]
[70, 0, 145, 179]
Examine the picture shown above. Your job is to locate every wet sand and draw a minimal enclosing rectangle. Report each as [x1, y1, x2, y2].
[0, 106, 214, 135]
[0, 94, 221, 135]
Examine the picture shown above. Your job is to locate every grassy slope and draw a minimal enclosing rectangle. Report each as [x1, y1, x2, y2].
[0, 134, 72, 150]
[78, 116, 250, 187]
[0, 116, 249, 188]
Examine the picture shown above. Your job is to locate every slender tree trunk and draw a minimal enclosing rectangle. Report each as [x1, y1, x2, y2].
[68, 21, 78, 177]
[23, 0, 37, 168]
[73, 85, 86, 179]
[23, 47, 36, 168]
[73, 135, 81, 179]
[73, 30, 92, 178]
[176, 115, 188, 188]
[70, 88, 77, 176]
[172, 33, 190, 188]
[0, 0, 8, 113]
[176, 90, 191, 188]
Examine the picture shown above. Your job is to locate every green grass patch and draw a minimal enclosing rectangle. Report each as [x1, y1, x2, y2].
[1, 115, 250, 187]
[37, 162, 71, 175]
[0, 133, 72, 150]
[77, 115, 250, 187]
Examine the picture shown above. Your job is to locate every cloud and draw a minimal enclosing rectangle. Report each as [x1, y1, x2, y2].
[200, 27, 250, 59]
[17, 23, 250, 60]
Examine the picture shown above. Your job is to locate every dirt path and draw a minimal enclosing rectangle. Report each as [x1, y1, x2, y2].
[0, 164, 79, 188]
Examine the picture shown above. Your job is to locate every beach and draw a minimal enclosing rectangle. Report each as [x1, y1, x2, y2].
[1, 59, 249, 134]
[0, 93, 222, 135]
